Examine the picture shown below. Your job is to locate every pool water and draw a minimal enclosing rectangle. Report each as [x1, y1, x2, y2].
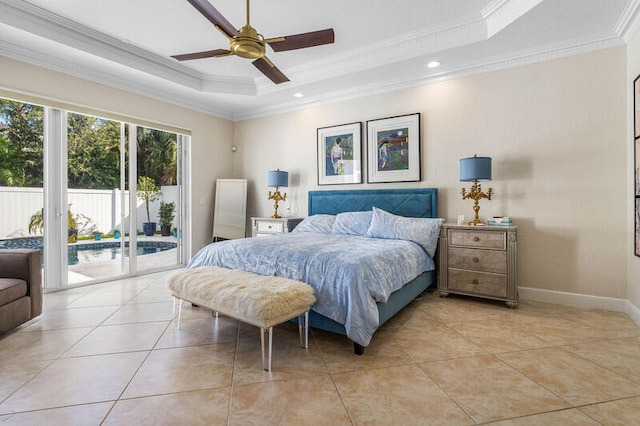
[0, 237, 176, 265]
[68, 241, 177, 265]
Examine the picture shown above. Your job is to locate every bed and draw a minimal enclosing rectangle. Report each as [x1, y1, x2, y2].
[188, 188, 440, 355]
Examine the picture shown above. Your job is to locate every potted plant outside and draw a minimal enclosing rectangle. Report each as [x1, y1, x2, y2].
[28, 206, 78, 243]
[159, 201, 175, 237]
[93, 231, 103, 241]
[112, 229, 121, 239]
[137, 176, 161, 236]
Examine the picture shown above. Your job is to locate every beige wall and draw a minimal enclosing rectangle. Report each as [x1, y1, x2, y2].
[628, 28, 640, 312]
[235, 47, 628, 300]
[0, 57, 234, 255]
[2, 45, 632, 303]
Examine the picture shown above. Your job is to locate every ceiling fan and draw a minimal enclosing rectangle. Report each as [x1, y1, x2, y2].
[172, 0, 335, 84]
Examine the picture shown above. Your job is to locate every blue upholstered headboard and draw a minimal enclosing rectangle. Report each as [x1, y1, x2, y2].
[308, 188, 438, 218]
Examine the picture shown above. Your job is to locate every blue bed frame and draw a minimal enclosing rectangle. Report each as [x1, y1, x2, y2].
[307, 188, 439, 354]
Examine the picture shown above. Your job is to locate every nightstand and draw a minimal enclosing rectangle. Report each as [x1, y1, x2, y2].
[438, 223, 518, 308]
[251, 217, 303, 237]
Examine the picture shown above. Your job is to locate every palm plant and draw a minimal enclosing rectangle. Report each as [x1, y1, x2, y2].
[28, 206, 78, 242]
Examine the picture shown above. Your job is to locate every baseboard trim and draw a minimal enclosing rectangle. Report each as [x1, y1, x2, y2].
[519, 287, 640, 328]
[625, 299, 640, 326]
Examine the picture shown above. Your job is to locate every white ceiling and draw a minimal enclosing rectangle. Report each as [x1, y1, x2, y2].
[1, 0, 639, 120]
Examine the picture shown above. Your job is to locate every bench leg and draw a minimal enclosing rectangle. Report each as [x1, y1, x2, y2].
[260, 326, 273, 371]
[172, 297, 184, 330]
[298, 311, 309, 348]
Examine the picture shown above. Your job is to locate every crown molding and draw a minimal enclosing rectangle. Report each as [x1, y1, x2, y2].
[0, 40, 235, 120]
[615, 0, 640, 41]
[481, 0, 544, 38]
[235, 32, 625, 121]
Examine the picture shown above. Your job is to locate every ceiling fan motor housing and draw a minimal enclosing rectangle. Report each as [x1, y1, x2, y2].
[231, 25, 265, 59]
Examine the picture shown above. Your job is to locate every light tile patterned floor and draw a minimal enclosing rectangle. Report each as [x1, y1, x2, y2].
[1, 270, 639, 425]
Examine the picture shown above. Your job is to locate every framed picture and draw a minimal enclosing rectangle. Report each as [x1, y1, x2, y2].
[636, 126, 640, 257]
[635, 74, 640, 139]
[317, 122, 362, 185]
[636, 197, 640, 257]
[636, 74, 640, 257]
[366, 113, 421, 183]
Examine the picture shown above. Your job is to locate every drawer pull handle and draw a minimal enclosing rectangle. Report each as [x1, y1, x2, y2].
[473, 237, 480, 242]
[267, 225, 272, 229]
[473, 257, 479, 263]
[472, 279, 479, 285]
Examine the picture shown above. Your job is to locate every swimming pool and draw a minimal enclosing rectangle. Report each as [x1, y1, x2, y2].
[0, 237, 177, 265]
[68, 241, 177, 265]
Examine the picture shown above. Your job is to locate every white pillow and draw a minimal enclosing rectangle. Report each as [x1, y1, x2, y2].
[366, 207, 444, 257]
[291, 214, 335, 234]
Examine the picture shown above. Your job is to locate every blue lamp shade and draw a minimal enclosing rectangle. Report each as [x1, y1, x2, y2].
[267, 170, 288, 188]
[460, 156, 492, 181]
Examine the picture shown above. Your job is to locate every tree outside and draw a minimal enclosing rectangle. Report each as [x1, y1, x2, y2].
[0, 99, 43, 187]
[1, 99, 177, 190]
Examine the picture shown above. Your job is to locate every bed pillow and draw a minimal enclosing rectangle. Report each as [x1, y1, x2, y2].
[366, 207, 444, 257]
[331, 211, 373, 236]
[291, 214, 335, 234]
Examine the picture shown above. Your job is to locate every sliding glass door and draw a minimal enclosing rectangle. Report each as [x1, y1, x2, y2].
[1, 95, 189, 290]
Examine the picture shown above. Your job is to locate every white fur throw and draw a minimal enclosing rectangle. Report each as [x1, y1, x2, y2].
[168, 267, 316, 325]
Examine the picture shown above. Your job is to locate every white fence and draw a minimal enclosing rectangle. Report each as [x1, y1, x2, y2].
[0, 186, 178, 237]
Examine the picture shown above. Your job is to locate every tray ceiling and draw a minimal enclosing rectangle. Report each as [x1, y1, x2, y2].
[0, 0, 638, 120]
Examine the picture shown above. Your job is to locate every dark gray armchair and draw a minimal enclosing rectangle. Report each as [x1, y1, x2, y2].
[0, 249, 43, 333]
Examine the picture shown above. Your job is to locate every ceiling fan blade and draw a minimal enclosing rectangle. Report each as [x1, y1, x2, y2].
[252, 58, 290, 84]
[268, 28, 335, 52]
[186, 0, 241, 38]
[172, 49, 231, 61]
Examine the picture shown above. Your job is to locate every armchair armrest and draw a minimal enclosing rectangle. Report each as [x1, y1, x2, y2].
[0, 249, 43, 318]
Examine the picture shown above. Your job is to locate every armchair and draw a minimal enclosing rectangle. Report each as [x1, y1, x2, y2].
[0, 249, 43, 333]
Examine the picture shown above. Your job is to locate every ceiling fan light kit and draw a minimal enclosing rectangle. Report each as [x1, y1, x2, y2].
[173, 0, 335, 84]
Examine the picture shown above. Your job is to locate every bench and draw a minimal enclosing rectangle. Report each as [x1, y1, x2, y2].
[167, 266, 316, 371]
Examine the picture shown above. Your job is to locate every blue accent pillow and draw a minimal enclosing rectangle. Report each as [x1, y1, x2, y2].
[331, 211, 373, 236]
[366, 207, 444, 257]
[291, 214, 335, 234]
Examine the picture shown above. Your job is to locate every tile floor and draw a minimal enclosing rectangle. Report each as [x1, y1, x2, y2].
[1, 270, 639, 425]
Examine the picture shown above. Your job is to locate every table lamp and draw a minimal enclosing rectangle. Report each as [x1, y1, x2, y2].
[267, 169, 288, 218]
[460, 155, 493, 226]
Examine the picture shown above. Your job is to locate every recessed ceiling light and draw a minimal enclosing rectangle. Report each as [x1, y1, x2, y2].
[294, 93, 304, 98]
[427, 61, 441, 69]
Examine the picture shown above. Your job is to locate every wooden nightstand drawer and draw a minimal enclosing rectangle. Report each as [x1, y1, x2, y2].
[449, 229, 505, 250]
[256, 221, 284, 234]
[448, 270, 507, 298]
[448, 247, 507, 274]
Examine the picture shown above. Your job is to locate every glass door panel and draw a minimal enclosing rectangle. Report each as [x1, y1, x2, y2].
[66, 112, 124, 284]
[133, 126, 180, 272]
[0, 98, 44, 280]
